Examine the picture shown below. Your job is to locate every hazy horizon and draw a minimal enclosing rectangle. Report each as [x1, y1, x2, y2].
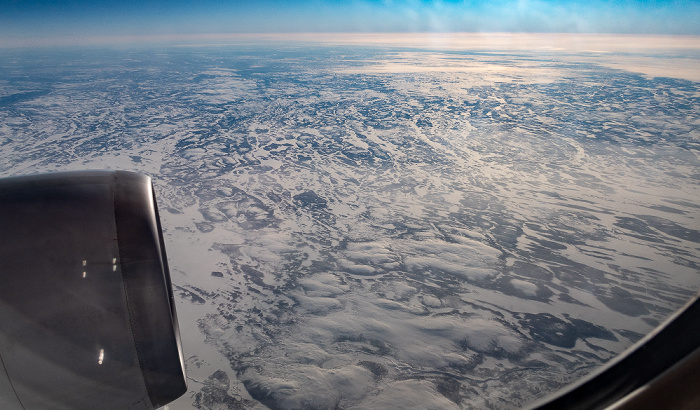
[2, 0, 699, 45]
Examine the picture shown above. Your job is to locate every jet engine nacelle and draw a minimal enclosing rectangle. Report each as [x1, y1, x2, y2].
[0, 171, 186, 409]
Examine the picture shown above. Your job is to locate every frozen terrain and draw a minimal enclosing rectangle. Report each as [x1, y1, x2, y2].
[1, 34, 699, 409]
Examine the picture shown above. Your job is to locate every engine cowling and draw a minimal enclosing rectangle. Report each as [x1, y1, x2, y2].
[0, 171, 186, 409]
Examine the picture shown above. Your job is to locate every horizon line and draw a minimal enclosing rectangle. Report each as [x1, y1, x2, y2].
[3, 32, 700, 50]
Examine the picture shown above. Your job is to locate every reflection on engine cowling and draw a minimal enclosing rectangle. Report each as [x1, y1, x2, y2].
[0, 171, 186, 410]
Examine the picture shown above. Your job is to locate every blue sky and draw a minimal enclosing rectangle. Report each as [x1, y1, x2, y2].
[2, 0, 699, 40]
